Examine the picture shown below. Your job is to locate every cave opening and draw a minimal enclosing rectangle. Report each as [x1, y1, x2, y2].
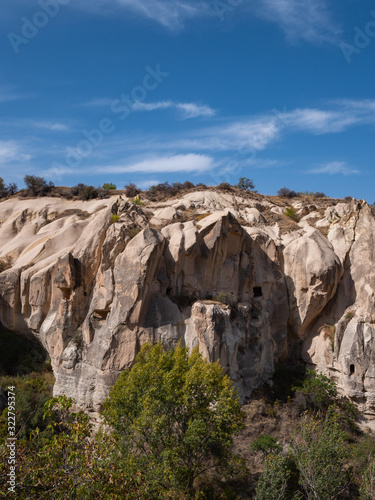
[253, 286, 263, 298]
[350, 364, 355, 375]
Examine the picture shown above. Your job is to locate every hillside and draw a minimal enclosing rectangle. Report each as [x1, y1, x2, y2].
[0, 187, 374, 427]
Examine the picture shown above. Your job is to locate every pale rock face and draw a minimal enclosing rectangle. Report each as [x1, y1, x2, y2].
[1, 193, 375, 422]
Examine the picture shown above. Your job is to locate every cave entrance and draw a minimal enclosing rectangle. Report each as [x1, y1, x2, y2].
[253, 286, 263, 298]
[350, 364, 355, 375]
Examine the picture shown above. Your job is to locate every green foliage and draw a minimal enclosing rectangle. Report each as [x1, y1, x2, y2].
[290, 412, 349, 500]
[110, 213, 120, 223]
[284, 206, 299, 222]
[251, 434, 282, 457]
[360, 457, 375, 500]
[102, 343, 246, 497]
[294, 370, 337, 414]
[0, 396, 144, 499]
[237, 177, 256, 191]
[255, 453, 297, 500]
[345, 311, 355, 321]
[102, 182, 116, 190]
[0, 372, 54, 442]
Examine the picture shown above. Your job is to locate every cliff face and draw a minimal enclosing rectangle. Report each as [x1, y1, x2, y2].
[0, 191, 374, 420]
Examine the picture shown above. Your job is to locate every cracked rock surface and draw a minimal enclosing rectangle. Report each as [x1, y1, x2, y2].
[0, 192, 374, 422]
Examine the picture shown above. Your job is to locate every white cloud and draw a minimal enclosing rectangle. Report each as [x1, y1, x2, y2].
[309, 161, 360, 176]
[253, 0, 341, 44]
[0, 141, 31, 163]
[91, 153, 214, 174]
[133, 100, 216, 119]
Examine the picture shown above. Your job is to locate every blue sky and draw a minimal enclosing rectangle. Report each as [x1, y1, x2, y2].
[1, 0, 375, 200]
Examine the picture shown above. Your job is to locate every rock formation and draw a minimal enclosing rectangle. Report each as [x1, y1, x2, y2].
[0, 191, 374, 422]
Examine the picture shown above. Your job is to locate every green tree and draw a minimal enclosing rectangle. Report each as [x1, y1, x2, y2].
[294, 370, 337, 414]
[255, 453, 297, 500]
[102, 343, 246, 497]
[290, 412, 349, 500]
[237, 177, 256, 191]
[251, 434, 282, 457]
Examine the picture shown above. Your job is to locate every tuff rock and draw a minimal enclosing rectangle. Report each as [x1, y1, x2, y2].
[0, 192, 374, 423]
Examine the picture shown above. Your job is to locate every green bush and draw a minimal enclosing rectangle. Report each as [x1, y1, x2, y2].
[251, 434, 282, 457]
[110, 213, 120, 223]
[294, 370, 337, 414]
[284, 206, 299, 222]
[290, 413, 349, 499]
[255, 453, 297, 500]
[102, 343, 246, 497]
[102, 182, 116, 190]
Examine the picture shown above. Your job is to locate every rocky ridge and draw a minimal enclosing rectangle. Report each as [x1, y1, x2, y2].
[0, 190, 374, 422]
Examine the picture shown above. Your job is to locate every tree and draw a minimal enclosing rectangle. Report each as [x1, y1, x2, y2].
[124, 182, 140, 198]
[24, 176, 54, 197]
[294, 370, 337, 414]
[102, 343, 246, 497]
[237, 177, 256, 191]
[102, 182, 116, 190]
[278, 187, 297, 198]
[255, 453, 296, 500]
[290, 412, 349, 500]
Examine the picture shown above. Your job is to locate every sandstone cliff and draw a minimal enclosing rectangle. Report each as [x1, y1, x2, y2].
[0, 190, 374, 421]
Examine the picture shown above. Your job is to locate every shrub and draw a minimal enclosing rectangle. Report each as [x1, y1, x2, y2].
[277, 187, 297, 198]
[294, 370, 337, 414]
[255, 453, 297, 500]
[24, 176, 54, 197]
[284, 206, 299, 222]
[132, 196, 144, 206]
[124, 183, 140, 198]
[182, 180, 195, 190]
[218, 182, 233, 191]
[127, 227, 141, 239]
[102, 343, 246, 496]
[290, 413, 349, 499]
[213, 292, 237, 307]
[251, 434, 282, 457]
[70, 184, 99, 201]
[237, 177, 256, 191]
[0, 178, 18, 198]
[314, 192, 326, 198]
[102, 183, 116, 190]
[110, 214, 120, 223]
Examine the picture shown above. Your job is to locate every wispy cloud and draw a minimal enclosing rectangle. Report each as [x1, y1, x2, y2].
[0, 140, 31, 163]
[309, 161, 360, 176]
[0, 87, 33, 103]
[32, 121, 69, 132]
[252, 0, 341, 45]
[90, 153, 214, 174]
[75, 0, 209, 31]
[133, 100, 216, 119]
[80, 97, 216, 119]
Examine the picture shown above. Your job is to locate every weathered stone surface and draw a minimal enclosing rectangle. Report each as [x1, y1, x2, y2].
[1, 193, 375, 422]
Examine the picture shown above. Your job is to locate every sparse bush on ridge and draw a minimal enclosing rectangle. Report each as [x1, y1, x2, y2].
[124, 182, 140, 198]
[24, 175, 54, 197]
[237, 177, 256, 191]
[102, 182, 116, 190]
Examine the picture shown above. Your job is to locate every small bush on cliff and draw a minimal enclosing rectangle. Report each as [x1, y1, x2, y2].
[284, 206, 299, 222]
[102, 182, 116, 190]
[102, 343, 246, 497]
